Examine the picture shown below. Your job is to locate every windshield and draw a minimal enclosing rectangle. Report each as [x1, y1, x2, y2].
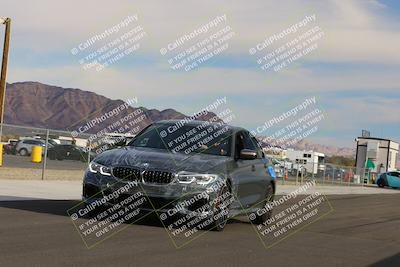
[48, 139, 58, 146]
[129, 123, 232, 156]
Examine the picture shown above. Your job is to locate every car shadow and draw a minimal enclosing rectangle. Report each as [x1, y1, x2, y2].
[369, 252, 400, 267]
[0, 199, 248, 228]
[0, 199, 170, 228]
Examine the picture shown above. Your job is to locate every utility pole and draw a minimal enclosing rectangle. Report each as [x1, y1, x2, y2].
[0, 17, 11, 140]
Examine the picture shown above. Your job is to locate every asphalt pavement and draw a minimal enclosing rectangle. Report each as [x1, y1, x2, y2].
[0, 194, 399, 267]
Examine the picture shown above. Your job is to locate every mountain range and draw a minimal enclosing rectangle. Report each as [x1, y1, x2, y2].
[3, 82, 218, 135]
[3, 81, 355, 156]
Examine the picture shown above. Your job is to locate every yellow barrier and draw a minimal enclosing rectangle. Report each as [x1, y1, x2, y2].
[31, 146, 42, 163]
[0, 144, 3, 166]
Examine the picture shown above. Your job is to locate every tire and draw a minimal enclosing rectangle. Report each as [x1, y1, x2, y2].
[19, 148, 28, 156]
[377, 175, 388, 188]
[210, 183, 232, 231]
[251, 183, 275, 225]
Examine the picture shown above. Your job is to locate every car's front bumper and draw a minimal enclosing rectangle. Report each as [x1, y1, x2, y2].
[82, 170, 224, 218]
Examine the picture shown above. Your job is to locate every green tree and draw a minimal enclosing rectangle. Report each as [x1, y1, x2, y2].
[326, 156, 355, 167]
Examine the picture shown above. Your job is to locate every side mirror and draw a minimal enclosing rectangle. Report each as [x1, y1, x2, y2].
[240, 149, 257, 160]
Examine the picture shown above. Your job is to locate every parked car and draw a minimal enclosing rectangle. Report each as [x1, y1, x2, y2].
[290, 165, 307, 177]
[47, 144, 95, 162]
[47, 139, 60, 146]
[270, 158, 285, 178]
[324, 166, 346, 180]
[15, 139, 46, 156]
[376, 171, 400, 188]
[3, 139, 19, 155]
[83, 120, 276, 231]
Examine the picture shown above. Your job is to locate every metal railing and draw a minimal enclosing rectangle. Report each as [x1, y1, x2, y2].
[0, 123, 377, 184]
[0, 123, 93, 180]
[273, 160, 372, 187]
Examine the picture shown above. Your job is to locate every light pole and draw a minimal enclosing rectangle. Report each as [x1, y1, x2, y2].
[0, 17, 11, 141]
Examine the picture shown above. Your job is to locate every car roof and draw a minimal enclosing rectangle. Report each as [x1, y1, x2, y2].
[155, 119, 245, 132]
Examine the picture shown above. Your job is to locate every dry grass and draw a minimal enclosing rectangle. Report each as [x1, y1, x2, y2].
[0, 167, 84, 180]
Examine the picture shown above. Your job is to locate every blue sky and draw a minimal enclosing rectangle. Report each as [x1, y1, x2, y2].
[1, 0, 400, 147]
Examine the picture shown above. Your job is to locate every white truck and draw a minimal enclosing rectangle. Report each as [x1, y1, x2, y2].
[286, 150, 325, 175]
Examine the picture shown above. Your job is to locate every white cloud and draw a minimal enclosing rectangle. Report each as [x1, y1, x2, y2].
[8, 64, 400, 101]
[2, 0, 400, 64]
[330, 97, 400, 124]
[3, 0, 400, 146]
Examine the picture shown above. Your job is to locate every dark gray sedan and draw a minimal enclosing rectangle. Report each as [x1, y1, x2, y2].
[82, 120, 276, 231]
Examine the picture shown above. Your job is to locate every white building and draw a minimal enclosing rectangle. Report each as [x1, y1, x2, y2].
[263, 147, 287, 160]
[355, 137, 399, 174]
[286, 149, 325, 174]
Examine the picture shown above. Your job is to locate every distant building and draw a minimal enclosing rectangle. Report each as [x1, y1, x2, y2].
[263, 147, 287, 160]
[286, 149, 325, 174]
[355, 137, 399, 174]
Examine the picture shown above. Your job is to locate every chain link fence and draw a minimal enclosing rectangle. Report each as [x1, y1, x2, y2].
[0, 103, 155, 180]
[0, 124, 94, 180]
[270, 158, 372, 186]
[1, 123, 375, 186]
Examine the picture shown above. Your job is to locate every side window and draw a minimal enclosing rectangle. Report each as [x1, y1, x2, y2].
[251, 136, 263, 159]
[234, 132, 245, 159]
[241, 132, 257, 151]
[235, 131, 261, 159]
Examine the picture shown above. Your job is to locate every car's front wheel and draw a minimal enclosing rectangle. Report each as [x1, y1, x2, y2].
[210, 183, 231, 231]
[376, 177, 388, 188]
[251, 183, 274, 225]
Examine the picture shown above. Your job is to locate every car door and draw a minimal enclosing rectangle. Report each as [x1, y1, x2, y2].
[26, 140, 42, 154]
[230, 131, 269, 208]
[65, 145, 79, 160]
[387, 172, 400, 188]
[57, 145, 68, 159]
[70, 146, 84, 161]
[24, 140, 36, 154]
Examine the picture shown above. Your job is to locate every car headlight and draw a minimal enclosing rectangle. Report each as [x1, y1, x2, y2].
[89, 162, 112, 176]
[176, 172, 218, 185]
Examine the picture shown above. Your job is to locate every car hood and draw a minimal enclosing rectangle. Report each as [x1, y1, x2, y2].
[93, 146, 230, 174]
